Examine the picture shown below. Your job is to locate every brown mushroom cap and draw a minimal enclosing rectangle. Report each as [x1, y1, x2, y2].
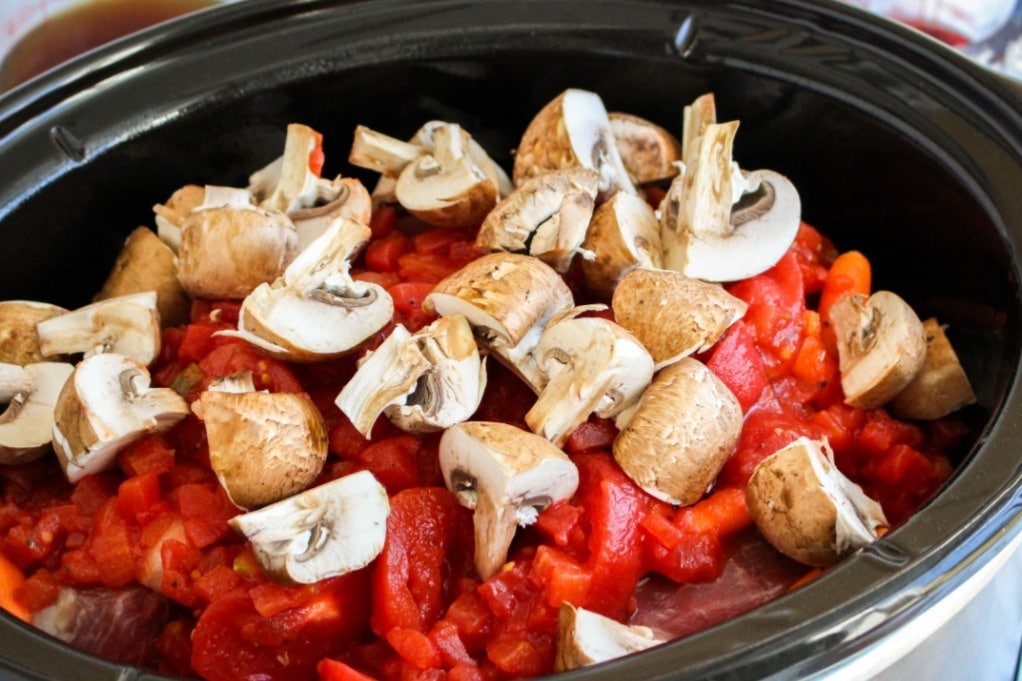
[192, 390, 329, 510]
[580, 192, 663, 300]
[611, 268, 747, 368]
[0, 300, 67, 365]
[613, 357, 742, 505]
[554, 603, 663, 672]
[153, 184, 205, 228]
[608, 112, 681, 185]
[888, 318, 976, 420]
[176, 205, 299, 300]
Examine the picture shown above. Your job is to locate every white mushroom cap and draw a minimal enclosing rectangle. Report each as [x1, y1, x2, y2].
[554, 603, 663, 672]
[526, 311, 654, 448]
[337, 316, 487, 437]
[580, 192, 663, 301]
[611, 267, 747, 369]
[249, 123, 325, 213]
[608, 111, 681, 186]
[829, 291, 927, 409]
[889, 318, 976, 420]
[0, 300, 67, 365]
[230, 469, 390, 584]
[35, 292, 161, 366]
[746, 436, 888, 567]
[439, 421, 579, 579]
[475, 168, 600, 273]
[613, 357, 742, 505]
[513, 88, 635, 197]
[0, 361, 74, 464]
[52, 353, 189, 483]
[192, 389, 328, 510]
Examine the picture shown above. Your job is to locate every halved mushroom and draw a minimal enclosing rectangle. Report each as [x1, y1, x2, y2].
[746, 436, 888, 567]
[395, 123, 500, 229]
[439, 421, 579, 579]
[289, 177, 373, 250]
[611, 268, 747, 369]
[176, 197, 299, 300]
[226, 217, 393, 362]
[192, 389, 328, 510]
[475, 168, 600, 273]
[0, 300, 66, 365]
[152, 184, 205, 251]
[229, 469, 390, 584]
[526, 311, 654, 448]
[425, 253, 574, 391]
[580, 192, 663, 300]
[613, 357, 742, 505]
[513, 88, 635, 197]
[336, 315, 486, 437]
[35, 292, 161, 366]
[249, 123, 326, 213]
[0, 361, 74, 464]
[608, 112, 681, 186]
[888, 318, 976, 420]
[554, 603, 663, 672]
[52, 353, 189, 483]
[829, 291, 927, 409]
[94, 227, 191, 328]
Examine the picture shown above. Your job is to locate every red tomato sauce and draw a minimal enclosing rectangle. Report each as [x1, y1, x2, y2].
[0, 219, 966, 680]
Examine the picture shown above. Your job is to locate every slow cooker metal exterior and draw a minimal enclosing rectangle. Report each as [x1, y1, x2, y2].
[0, 1, 1020, 679]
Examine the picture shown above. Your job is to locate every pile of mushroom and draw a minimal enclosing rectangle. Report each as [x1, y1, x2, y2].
[0, 88, 981, 675]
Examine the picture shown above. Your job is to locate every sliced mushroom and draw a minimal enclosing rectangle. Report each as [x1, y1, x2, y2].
[475, 168, 600, 273]
[513, 88, 635, 197]
[227, 217, 394, 362]
[0, 300, 67, 365]
[829, 291, 927, 409]
[152, 184, 205, 251]
[35, 292, 161, 366]
[613, 357, 742, 505]
[888, 318, 976, 420]
[336, 315, 486, 437]
[0, 361, 74, 464]
[526, 311, 654, 448]
[229, 469, 390, 584]
[554, 603, 663, 672]
[348, 124, 427, 176]
[439, 421, 579, 579]
[580, 192, 663, 301]
[289, 177, 373, 250]
[94, 226, 191, 327]
[608, 112, 681, 186]
[395, 122, 500, 229]
[746, 436, 888, 567]
[52, 353, 189, 483]
[192, 389, 328, 510]
[425, 253, 573, 391]
[249, 123, 326, 213]
[611, 268, 747, 369]
[176, 199, 299, 300]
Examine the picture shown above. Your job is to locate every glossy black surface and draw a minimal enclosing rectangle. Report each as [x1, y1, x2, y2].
[0, 1, 1021, 680]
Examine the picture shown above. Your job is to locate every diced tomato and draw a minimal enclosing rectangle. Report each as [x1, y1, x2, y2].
[563, 418, 617, 455]
[318, 658, 379, 681]
[198, 342, 303, 393]
[0, 550, 29, 621]
[176, 483, 236, 549]
[441, 589, 492, 655]
[386, 627, 442, 670]
[365, 232, 413, 273]
[118, 435, 177, 477]
[14, 567, 60, 612]
[388, 281, 438, 331]
[706, 321, 769, 413]
[717, 408, 823, 489]
[369, 204, 399, 239]
[309, 130, 326, 176]
[355, 436, 422, 494]
[529, 545, 591, 609]
[193, 564, 241, 605]
[116, 472, 162, 522]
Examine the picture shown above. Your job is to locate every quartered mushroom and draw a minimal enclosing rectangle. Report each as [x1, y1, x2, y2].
[0, 361, 74, 464]
[475, 168, 599, 273]
[829, 290, 927, 409]
[425, 252, 574, 392]
[660, 95, 801, 283]
[526, 309, 654, 448]
[288, 177, 373, 250]
[554, 603, 664, 672]
[613, 357, 742, 505]
[229, 469, 390, 584]
[192, 389, 329, 510]
[580, 192, 663, 301]
[0, 300, 66, 365]
[94, 226, 191, 328]
[52, 353, 189, 483]
[207, 371, 257, 394]
[336, 315, 486, 437]
[439, 421, 579, 580]
[249, 123, 327, 213]
[152, 184, 205, 251]
[226, 216, 393, 362]
[889, 318, 976, 420]
[176, 187, 299, 300]
[35, 292, 161, 366]
[746, 436, 888, 567]
[513, 88, 635, 197]
[608, 111, 681, 186]
[611, 268, 747, 369]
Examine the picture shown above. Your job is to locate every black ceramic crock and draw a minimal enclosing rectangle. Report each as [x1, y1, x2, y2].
[0, 1, 1021, 679]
